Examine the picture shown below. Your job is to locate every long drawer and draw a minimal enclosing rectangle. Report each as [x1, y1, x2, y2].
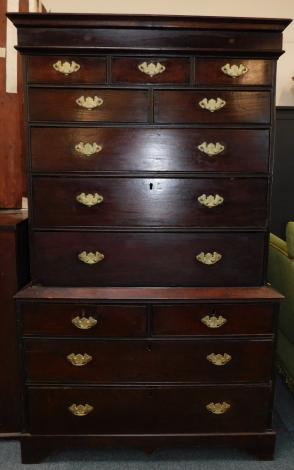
[27, 385, 271, 434]
[32, 231, 266, 287]
[25, 338, 273, 383]
[32, 177, 268, 228]
[22, 303, 147, 337]
[154, 90, 271, 124]
[28, 89, 149, 122]
[30, 127, 270, 173]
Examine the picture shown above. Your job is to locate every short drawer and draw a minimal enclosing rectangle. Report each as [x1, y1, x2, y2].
[22, 303, 147, 337]
[152, 303, 276, 336]
[154, 90, 271, 124]
[32, 177, 268, 228]
[111, 57, 190, 84]
[30, 127, 270, 173]
[27, 56, 107, 84]
[32, 231, 266, 287]
[28, 88, 148, 122]
[195, 59, 273, 85]
[24, 338, 273, 383]
[27, 385, 271, 434]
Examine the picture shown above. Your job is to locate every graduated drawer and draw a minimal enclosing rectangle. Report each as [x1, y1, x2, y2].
[28, 88, 148, 122]
[195, 59, 273, 85]
[152, 303, 275, 336]
[27, 56, 107, 84]
[154, 90, 271, 124]
[32, 177, 268, 228]
[22, 303, 146, 337]
[32, 231, 266, 287]
[111, 57, 190, 84]
[24, 338, 273, 383]
[30, 127, 270, 173]
[27, 385, 271, 434]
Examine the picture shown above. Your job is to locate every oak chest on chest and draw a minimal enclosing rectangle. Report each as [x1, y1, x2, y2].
[8, 12, 290, 463]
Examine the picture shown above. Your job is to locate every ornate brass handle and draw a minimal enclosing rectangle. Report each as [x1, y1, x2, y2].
[78, 251, 104, 264]
[71, 316, 97, 329]
[206, 353, 232, 366]
[53, 60, 80, 75]
[199, 98, 226, 113]
[76, 96, 103, 110]
[221, 63, 248, 78]
[206, 402, 231, 414]
[198, 142, 225, 156]
[76, 193, 104, 207]
[75, 142, 102, 156]
[68, 404, 93, 416]
[201, 315, 227, 328]
[198, 194, 224, 208]
[196, 252, 222, 265]
[67, 353, 92, 366]
[138, 62, 166, 77]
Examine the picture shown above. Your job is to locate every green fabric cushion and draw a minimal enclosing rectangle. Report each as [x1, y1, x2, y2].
[286, 221, 294, 259]
[278, 329, 294, 385]
[269, 233, 288, 254]
[268, 244, 294, 344]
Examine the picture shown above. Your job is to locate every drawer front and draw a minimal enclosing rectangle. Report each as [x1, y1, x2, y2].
[152, 303, 275, 336]
[25, 339, 273, 383]
[22, 303, 147, 337]
[112, 57, 190, 84]
[195, 59, 273, 85]
[32, 231, 266, 287]
[28, 89, 149, 122]
[154, 91, 271, 124]
[28, 385, 271, 434]
[27, 56, 107, 84]
[32, 177, 268, 228]
[30, 127, 270, 173]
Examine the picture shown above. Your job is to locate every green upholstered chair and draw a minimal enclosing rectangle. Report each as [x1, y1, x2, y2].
[268, 222, 294, 395]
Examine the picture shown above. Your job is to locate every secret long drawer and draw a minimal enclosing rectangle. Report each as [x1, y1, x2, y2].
[28, 88, 149, 122]
[30, 127, 270, 173]
[32, 177, 268, 228]
[27, 385, 271, 435]
[32, 231, 266, 287]
[154, 90, 271, 124]
[24, 338, 273, 383]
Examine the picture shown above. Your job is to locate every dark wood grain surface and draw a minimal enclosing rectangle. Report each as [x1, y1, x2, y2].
[25, 338, 273, 383]
[30, 127, 270, 174]
[32, 177, 268, 228]
[27, 385, 271, 434]
[32, 231, 266, 287]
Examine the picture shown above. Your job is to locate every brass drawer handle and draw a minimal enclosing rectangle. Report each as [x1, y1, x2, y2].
[206, 402, 231, 414]
[75, 142, 102, 156]
[201, 315, 227, 328]
[78, 251, 104, 264]
[71, 316, 97, 329]
[198, 142, 225, 156]
[221, 63, 248, 78]
[67, 353, 92, 366]
[76, 96, 103, 110]
[196, 252, 222, 265]
[76, 193, 104, 207]
[53, 60, 80, 75]
[199, 98, 226, 113]
[138, 61, 166, 77]
[198, 194, 224, 208]
[68, 404, 93, 416]
[207, 353, 232, 366]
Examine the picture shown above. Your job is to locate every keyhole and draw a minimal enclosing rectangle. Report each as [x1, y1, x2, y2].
[149, 183, 153, 190]
[149, 391, 152, 398]
[147, 344, 151, 351]
[211, 309, 217, 317]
